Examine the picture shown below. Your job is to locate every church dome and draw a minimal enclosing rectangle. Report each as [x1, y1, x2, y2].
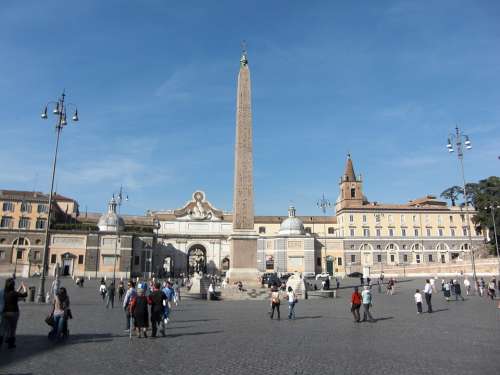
[98, 197, 125, 232]
[279, 206, 305, 235]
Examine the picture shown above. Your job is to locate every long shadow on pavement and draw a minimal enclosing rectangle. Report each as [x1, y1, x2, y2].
[0, 333, 116, 368]
[166, 330, 224, 338]
[293, 316, 323, 320]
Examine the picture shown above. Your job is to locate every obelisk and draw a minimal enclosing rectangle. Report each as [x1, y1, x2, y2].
[227, 49, 259, 284]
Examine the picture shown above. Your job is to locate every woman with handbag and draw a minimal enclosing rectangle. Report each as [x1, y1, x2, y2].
[48, 287, 71, 341]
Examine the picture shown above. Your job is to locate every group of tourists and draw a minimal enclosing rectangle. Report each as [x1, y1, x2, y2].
[122, 279, 177, 338]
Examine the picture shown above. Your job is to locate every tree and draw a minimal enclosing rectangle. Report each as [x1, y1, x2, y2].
[440, 186, 463, 206]
[468, 176, 500, 255]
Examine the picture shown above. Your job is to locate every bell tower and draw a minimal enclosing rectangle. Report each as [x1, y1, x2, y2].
[336, 154, 364, 211]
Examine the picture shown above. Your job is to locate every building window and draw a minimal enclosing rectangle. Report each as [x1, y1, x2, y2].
[389, 228, 394, 237]
[19, 217, 30, 229]
[316, 257, 321, 267]
[78, 255, 84, 264]
[33, 251, 40, 260]
[390, 254, 395, 263]
[416, 254, 421, 264]
[350, 254, 356, 263]
[337, 257, 342, 266]
[134, 255, 140, 265]
[350, 188, 356, 198]
[375, 214, 381, 223]
[103, 256, 116, 266]
[449, 215, 453, 223]
[414, 229, 419, 236]
[37, 204, 48, 213]
[428, 254, 433, 262]
[438, 229, 443, 237]
[36, 218, 47, 229]
[363, 228, 370, 237]
[350, 229, 355, 237]
[305, 227, 312, 234]
[2, 202, 14, 212]
[426, 228, 431, 236]
[0, 216, 12, 228]
[377, 254, 382, 263]
[461, 214, 465, 222]
[258, 226, 266, 234]
[0, 251, 4, 259]
[350, 244, 355, 250]
[376, 229, 381, 237]
[362, 215, 367, 223]
[20, 202, 32, 213]
[400, 215, 406, 224]
[387, 243, 395, 250]
[349, 215, 354, 223]
[451, 228, 455, 237]
[402, 244, 407, 250]
[16, 250, 23, 260]
[388, 215, 393, 224]
[412, 215, 417, 224]
[462, 227, 468, 236]
[403, 254, 408, 263]
[50, 254, 57, 264]
[376, 244, 381, 250]
[401, 229, 406, 237]
[441, 254, 446, 263]
[328, 227, 335, 234]
[437, 215, 442, 225]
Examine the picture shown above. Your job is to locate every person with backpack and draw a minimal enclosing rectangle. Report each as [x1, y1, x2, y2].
[287, 286, 297, 319]
[270, 285, 281, 320]
[350, 287, 362, 322]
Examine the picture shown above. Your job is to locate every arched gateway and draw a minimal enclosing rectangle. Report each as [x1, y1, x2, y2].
[187, 244, 207, 275]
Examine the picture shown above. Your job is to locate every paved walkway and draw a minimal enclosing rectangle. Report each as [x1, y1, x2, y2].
[0, 277, 499, 374]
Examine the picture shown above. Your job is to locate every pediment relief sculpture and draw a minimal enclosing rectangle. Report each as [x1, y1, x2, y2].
[174, 191, 223, 221]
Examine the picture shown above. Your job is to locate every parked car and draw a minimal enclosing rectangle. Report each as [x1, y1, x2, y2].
[315, 272, 331, 280]
[347, 272, 363, 278]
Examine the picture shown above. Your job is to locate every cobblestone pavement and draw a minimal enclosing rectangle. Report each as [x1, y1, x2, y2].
[0, 277, 499, 375]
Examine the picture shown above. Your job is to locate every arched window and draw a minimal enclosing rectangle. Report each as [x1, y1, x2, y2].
[411, 243, 422, 251]
[385, 243, 399, 251]
[460, 243, 470, 250]
[436, 243, 448, 251]
[360, 243, 372, 251]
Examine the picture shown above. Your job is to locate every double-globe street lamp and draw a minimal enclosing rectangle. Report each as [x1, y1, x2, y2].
[317, 194, 331, 274]
[446, 126, 476, 282]
[37, 92, 79, 303]
[484, 203, 500, 277]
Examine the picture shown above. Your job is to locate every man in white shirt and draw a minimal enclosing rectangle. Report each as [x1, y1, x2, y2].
[463, 278, 471, 296]
[424, 279, 433, 313]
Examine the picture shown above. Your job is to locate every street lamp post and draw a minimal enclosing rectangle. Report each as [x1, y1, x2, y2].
[485, 203, 500, 277]
[446, 126, 477, 283]
[153, 218, 160, 277]
[112, 187, 128, 287]
[37, 92, 79, 303]
[317, 194, 331, 274]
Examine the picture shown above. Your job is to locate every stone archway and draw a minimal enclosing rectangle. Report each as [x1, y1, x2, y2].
[187, 244, 207, 275]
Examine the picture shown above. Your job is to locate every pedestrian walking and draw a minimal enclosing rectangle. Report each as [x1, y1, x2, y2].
[443, 280, 451, 301]
[350, 287, 362, 322]
[0, 278, 27, 349]
[453, 280, 465, 301]
[414, 289, 423, 314]
[463, 278, 471, 296]
[386, 278, 394, 295]
[479, 278, 486, 297]
[99, 280, 107, 302]
[430, 277, 436, 293]
[162, 281, 175, 329]
[424, 279, 433, 313]
[173, 281, 181, 305]
[106, 282, 115, 308]
[488, 279, 496, 300]
[48, 287, 71, 341]
[270, 286, 281, 320]
[123, 281, 136, 333]
[130, 288, 148, 338]
[361, 286, 375, 322]
[118, 281, 125, 302]
[148, 282, 167, 337]
[287, 286, 297, 319]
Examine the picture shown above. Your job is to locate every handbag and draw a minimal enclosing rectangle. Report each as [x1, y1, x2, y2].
[45, 314, 55, 327]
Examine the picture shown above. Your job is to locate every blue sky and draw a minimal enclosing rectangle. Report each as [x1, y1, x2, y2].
[1, 0, 499, 216]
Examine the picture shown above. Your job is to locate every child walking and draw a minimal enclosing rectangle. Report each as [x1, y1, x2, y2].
[414, 289, 423, 314]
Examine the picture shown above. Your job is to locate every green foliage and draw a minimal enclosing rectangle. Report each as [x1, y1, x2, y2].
[440, 186, 462, 206]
